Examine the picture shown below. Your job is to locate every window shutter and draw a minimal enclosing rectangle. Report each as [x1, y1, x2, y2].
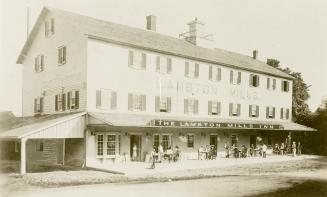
[249, 105, 252, 117]
[141, 94, 146, 111]
[266, 107, 269, 118]
[273, 107, 276, 118]
[217, 102, 221, 115]
[217, 68, 221, 81]
[229, 103, 233, 116]
[281, 81, 284, 91]
[111, 91, 117, 109]
[141, 53, 147, 69]
[128, 93, 133, 111]
[156, 56, 160, 72]
[58, 48, 61, 64]
[62, 94, 66, 111]
[184, 99, 188, 114]
[280, 108, 284, 119]
[194, 100, 199, 114]
[67, 92, 71, 109]
[249, 74, 253, 86]
[40, 97, 44, 113]
[34, 98, 37, 113]
[51, 18, 55, 33]
[75, 91, 79, 109]
[230, 70, 234, 84]
[208, 101, 212, 115]
[237, 104, 241, 116]
[209, 66, 212, 80]
[167, 97, 172, 112]
[34, 57, 38, 72]
[128, 51, 133, 67]
[40, 55, 44, 71]
[273, 79, 276, 90]
[155, 96, 160, 112]
[194, 63, 199, 78]
[63, 47, 66, 63]
[185, 62, 189, 77]
[267, 78, 270, 89]
[257, 76, 260, 87]
[55, 95, 58, 111]
[96, 90, 101, 109]
[286, 82, 289, 92]
[286, 108, 290, 119]
[45, 21, 49, 36]
[237, 72, 241, 84]
[167, 58, 172, 73]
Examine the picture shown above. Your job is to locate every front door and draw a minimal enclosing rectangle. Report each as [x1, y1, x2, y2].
[130, 135, 142, 161]
[209, 135, 218, 156]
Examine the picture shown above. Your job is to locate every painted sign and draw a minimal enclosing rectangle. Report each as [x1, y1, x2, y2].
[152, 120, 284, 130]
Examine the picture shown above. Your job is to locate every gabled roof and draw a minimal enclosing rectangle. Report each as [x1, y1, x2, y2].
[17, 7, 293, 80]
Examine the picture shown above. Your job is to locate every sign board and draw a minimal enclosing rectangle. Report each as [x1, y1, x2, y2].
[152, 119, 284, 130]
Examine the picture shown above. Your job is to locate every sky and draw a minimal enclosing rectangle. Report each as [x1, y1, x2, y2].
[0, 0, 326, 116]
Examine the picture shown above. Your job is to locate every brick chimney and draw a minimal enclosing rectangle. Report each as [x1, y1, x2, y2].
[253, 50, 258, 59]
[146, 15, 156, 31]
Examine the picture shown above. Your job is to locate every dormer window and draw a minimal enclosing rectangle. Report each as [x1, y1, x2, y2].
[249, 74, 260, 87]
[45, 18, 55, 37]
[34, 55, 44, 73]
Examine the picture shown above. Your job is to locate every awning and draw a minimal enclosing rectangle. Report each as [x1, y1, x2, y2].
[0, 112, 86, 139]
[88, 112, 315, 131]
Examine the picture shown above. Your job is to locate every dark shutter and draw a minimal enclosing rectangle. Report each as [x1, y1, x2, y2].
[75, 91, 79, 109]
[185, 62, 189, 77]
[63, 47, 66, 64]
[280, 108, 284, 119]
[45, 21, 49, 36]
[35, 57, 38, 72]
[34, 98, 37, 113]
[257, 76, 260, 87]
[96, 90, 101, 109]
[58, 48, 61, 64]
[55, 95, 58, 111]
[194, 100, 199, 114]
[67, 92, 71, 109]
[167, 97, 172, 112]
[128, 93, 133, 111]
[267, 78, 270, 89]
[229, 103, 233, 116]
[249, 105, 252, 117]
[156, 56, 160, 72]
[128, 51, 133, 67]
[208, 101, 212, 115]
[217, 102, 221, 115]
[237, 72, 241, 84]
[184, 99, 188, 114]
[141, 53, 147, 69]
[111, 91, 117, 109]
[286, 108, 290, 119]
[209, 66, 212, 80]
[249, 74, 253, 86]
[256, 105, 259, 117]
[217, 68, 221, 81]
[237, 104, 241, 116]
[194, 63, 199, 78]
[40, 55, 44, 71]
[51, 18, 55, 33]
[167, 58, 172, 73]
[281, 81, 284, 91]
[266, 107, 269, 118]
[62, 94, 66, 111]
[273, 107, 276, 118]
[230, 70, 233, 84]
[273, 79, 276, 90]
[141, 95, 146, 111]
[40, 97, 44, 113]
[155, 96, 160, 112]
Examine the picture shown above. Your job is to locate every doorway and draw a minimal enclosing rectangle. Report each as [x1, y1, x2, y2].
[250, 135, 256, 147]
[130, 135, 142, 161]
[209, 135, 218, 156]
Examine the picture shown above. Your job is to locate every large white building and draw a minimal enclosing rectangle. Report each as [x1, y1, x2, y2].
[0, 7, 314, 174]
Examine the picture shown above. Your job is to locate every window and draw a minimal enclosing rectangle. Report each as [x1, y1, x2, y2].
[266, 106, 276, 119]
[58, 46, 66, 65]
[208, 101, 221, 115]
[249, 74, 260, 87]
[229, 103, 241, 116]
[267, 77, 276, 90]
[268, 135, 272, 146]
[155, 96, 171, 112]
[281, 80, 290, 92]
[97, 135, 104, 156]
[55, 93, 66, 111]
[230, 70, 241, 85]
[156, 56, 172, 74]
[34, 97, 44, 114]
[45, 18, 55, 37]
[231, 135, 238, 146]
[184, 98, 198, 114]
[281, 108, 290, 120]
[286, 108, 290, 120]
[128, 93, 146, 111]
[96, 89, 117, 110]
[128, 50, 146, 70]
[249, 105, 259, 118]
[36, 141, 44, 152]
[209, 66, 221, 81]
[34, 55, 44, 73]
[107, 135, 116, 156]
[153, 134, 159, 151]
[187, 134, 194, 148]
[185, 62, 199, 78]
[161, 135, 171, 151]
[67, 91, 79, 110]
[14, 142, 19, 153]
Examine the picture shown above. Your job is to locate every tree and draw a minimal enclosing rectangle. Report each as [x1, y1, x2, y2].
[266, 59, 311, 123]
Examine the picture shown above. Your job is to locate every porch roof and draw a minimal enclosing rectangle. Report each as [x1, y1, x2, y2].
[88, 112, 316, 131]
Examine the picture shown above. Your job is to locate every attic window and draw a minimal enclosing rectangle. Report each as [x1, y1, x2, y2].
[45, 18, 55, 37]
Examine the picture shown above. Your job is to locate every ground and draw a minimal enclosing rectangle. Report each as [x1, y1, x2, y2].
[1, 155, 327, 197]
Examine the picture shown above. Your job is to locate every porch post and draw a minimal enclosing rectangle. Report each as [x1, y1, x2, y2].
[20, 138, 27, 175]
[62, 138, 65, 165]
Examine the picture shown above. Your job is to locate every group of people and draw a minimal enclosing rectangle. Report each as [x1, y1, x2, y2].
[149, 145, 181, 169]
[273, 141, 302, 157]
[198, 145, 217, 160]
